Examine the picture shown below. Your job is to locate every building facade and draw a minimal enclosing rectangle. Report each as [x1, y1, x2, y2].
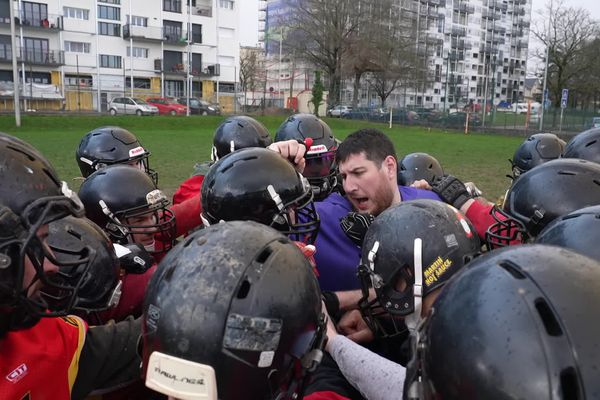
[262, 0, 531, 111]
[0, 0, 240, 112]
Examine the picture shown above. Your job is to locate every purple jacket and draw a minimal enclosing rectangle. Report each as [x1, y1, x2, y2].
[314, 187, 441, 291]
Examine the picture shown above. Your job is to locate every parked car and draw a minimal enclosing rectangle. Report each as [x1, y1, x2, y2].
[176, 97, 221, 115]
[146, 97, 188, 115]
[327, 105, 353, 117]
[108, 97, 159, 116]
[442, 112, 481, 128]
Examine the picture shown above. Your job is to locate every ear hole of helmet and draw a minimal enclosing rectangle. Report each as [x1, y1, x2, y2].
[236, 279, 251, 299]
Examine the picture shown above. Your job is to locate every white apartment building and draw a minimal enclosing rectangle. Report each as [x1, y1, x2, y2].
[0, 0, 240, 112]
[262, 0, 531, 111]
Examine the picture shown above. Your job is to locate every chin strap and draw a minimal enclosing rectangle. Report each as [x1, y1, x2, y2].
[405, 238, 423, 332]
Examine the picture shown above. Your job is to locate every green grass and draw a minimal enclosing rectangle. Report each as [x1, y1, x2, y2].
[0, 114, 524, 201]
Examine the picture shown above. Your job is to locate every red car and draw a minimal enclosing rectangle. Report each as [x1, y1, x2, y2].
[145, 97, 188, 115]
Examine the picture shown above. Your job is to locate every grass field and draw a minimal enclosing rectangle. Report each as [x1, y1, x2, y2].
[0, 114, 526, 201]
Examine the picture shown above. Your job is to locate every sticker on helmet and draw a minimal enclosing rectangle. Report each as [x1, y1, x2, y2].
[258, 351, 275, 368]
[306, 144, 328, 155]
[146, 304, 161, 331]
[145, 351, 217, 400]
[444, 234, 458, 248]
[129, 146, 145, 158]
[424, 257, 453, 286]
[223, 314, 282, 352]
[146, 189, 166, 206]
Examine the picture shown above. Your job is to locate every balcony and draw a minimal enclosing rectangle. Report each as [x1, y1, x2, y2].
[517, 19, 530, 28]
[193, 0, 213, 17]
[154, 60, 220, 78]
[199, 64, 220, 77]
[489, 1, 508, 11]
[452, 40, 472, 50]
[448, 52, 465, 61]
[453, 3, 475, 14]
[482, 10, 500, 20]
[480, 44, 499, 54]
[451, 26, 467, 36]
[123, 25, 188, 45]
[0, 13, 63, 31]
[19, 47, 65, 66]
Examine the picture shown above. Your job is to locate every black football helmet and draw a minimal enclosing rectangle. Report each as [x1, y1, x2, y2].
[510, 133, 565, 179]
[563, 127, 600, 164]
[46, 216, 122, 314]
[405, 244, 600, 400]
[486, 159, 600, 249]
[0, 134, 90, 334]
[142, 221, 326, 400]
[76, 126, 157, 185]
[212, 115, 272, 161]
[78, 165, 176, 255]
[397, 152, 444, 186]
[535, 205, 600, 262]
[358, 200, 480, 338]
[201, 147, 320, 244]
[275, 113, 338, 200]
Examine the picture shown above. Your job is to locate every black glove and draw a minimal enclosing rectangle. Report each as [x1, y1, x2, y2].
[431, 175, 473, 210]
[114, 243, 155, 274]
[340, 212, 375, 247]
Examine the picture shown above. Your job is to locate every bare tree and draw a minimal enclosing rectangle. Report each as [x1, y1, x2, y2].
[532, 0, 598, 116]
[239, 47, 264, 112]
[282, 0, 364, 106]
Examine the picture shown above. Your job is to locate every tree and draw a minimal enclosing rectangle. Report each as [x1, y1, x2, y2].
[282, 0, 363, 106]
[239, 47, 263, 112]
[532, 0, 599, 117]
[309, 70, 324, 116]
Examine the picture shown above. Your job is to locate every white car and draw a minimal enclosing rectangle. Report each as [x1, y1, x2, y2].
[327, 105, 352, 117]
[108, 97, 159, 116]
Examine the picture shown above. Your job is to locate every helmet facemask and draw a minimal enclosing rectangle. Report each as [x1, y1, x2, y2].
[266, 175, 320, 245]
[100, 190, 176, 254]
[303, 149, 338, 200]
[0, 182, 94, 329]
[485, 205, 529, 250]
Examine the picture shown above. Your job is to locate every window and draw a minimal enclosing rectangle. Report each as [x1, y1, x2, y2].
[23, 37, 49, 64]
[164, 0, 182, 13]
[0, 35, 12, 61]
[98, 22, 120, 36]
[219, 0, 234, 9]
[65, 41, 91, 54]
[163, 20, 182, 42]
[192, 24, 202, 43]
[21, 2, 48, 27]
[63, 7, 89, 20]
[100, 54, 122, 68]
[127, 46, 149, 58]
[98, 5, 120, 20]
[126, 77, 151, 89]
[127, 15, 147, 27]
[65, 75, 93, 86]
[165, 80, 184, 97]
[99, 0, 120, 4]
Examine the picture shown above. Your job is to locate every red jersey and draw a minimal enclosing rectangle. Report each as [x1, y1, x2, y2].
[172, 175, 204, 206]
[0, 316, 86, 400]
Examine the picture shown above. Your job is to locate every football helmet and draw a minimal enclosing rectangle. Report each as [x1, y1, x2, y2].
[46, 216, 121, 314]
[535, 205, 600, 262]
[486, 159, 600, 249]
[358, 199, 480, 337]
[397, 152, 444, 186]
[78, 165, 176, 254]
[201, 147, 320, 244]
[0, 134, 89, 333]
[405, 244, 600, 400]
[142, 221, 326, 400]
[76, 126, 157, 184]
[212, 115, 272, 161]
[563, 127, 600, 164]
[275, 113, 338, 200]
[510, 133, 565, 179]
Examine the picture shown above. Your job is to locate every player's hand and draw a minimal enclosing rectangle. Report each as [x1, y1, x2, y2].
[410, 179, 432, 190]
[337, 309, 374, 344]
[340, 212, 374, 246]
[267, 140, 307, 173]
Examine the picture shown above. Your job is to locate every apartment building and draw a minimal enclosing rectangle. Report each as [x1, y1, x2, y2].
[0, 0, 240, 112]
[262, 0, 531, 111]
